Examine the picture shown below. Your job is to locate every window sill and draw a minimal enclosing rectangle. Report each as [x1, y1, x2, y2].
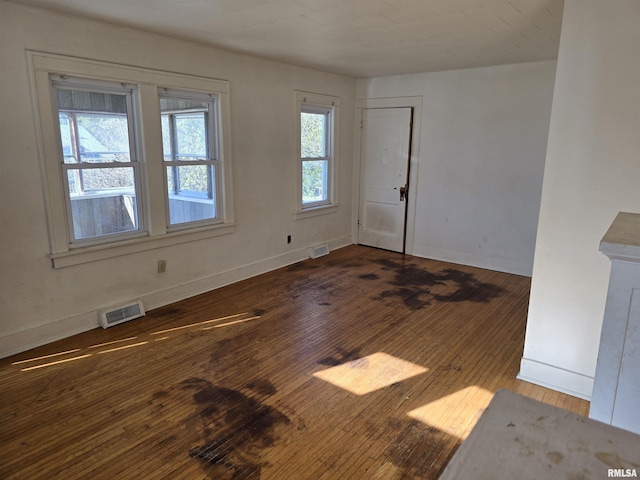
[294, 203, 340, 220]
[49, 223, 236, 268]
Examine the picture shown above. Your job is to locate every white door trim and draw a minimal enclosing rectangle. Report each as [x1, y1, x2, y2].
[353, 96, 423, 255]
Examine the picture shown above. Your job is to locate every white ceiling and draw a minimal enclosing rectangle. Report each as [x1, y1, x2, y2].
[11, 0, 564, 77]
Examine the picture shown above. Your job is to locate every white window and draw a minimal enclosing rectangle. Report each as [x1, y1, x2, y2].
[296, 91, 339, 216]
[30, 52, 235, 268]
[53, 77, 145, 243]
[159, 90, 220, 228]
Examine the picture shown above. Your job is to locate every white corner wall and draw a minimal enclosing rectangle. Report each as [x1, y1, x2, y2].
[0, 3, 355, 358]
[356, 61, 556, 276]
[520, 0, 640, 399]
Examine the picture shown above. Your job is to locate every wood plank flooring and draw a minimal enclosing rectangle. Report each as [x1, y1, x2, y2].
[0, 245, 590, 480]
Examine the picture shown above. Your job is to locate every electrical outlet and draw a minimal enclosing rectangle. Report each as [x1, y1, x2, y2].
[157, 260, 166, 273]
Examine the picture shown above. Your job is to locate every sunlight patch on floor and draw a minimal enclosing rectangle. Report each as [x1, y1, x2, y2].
[150, 312, 250, 335]
[407, 386, 494, 439]
[20, 354, 93, 371]
[96, 341, 149, 354]
[11, 349, 82, 365]
[200, 315, 260, 331]
[313, 352, 428, 395]
[88, 336, 138, 349]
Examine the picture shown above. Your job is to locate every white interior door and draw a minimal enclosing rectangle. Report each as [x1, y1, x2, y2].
[358, 107, 412, 252]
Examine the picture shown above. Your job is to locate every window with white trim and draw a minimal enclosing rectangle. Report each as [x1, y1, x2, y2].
[296, 91, 339, 213]
[53, 77, 145, 243]
[159, 90, 220, 227]
[30, 52, 235, 267]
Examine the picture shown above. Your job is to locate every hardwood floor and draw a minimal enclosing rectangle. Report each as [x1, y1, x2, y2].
[0, 246, 589, 480]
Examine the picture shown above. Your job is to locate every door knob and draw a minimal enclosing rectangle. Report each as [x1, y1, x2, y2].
[400, 184, 408, 201]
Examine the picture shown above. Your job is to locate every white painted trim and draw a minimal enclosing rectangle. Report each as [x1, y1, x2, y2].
[0, 236, 353, 359]
[28, 50, 235, 258]
[30, 52, 230, 93]
[295, 90, 340, 214]
[415, 246, 533, 277]
[518, 357, 594, 400]
[355, 96, 422, 109]
[51, 223, 236, 268]
[294, 203, 340, 220]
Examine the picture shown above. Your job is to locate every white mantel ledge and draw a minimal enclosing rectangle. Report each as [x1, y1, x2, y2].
[600, 211, 640, 263]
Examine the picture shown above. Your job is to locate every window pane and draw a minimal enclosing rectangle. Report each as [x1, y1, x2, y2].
[159, 97, 208, 112]
[301, 112, 326, 158]
[76, 166, 136, 194]
[66, 167, 139, 240]
[76, 113, 131, 163]
[167, 165, 216, 225]
[302, 160, 328, 204]
[57, 89, 127, 114]
[175, 113, 207, 160]
[177, 165, 210, 196]
[159, 97, 210, 161]
[56, 89, 132, 164]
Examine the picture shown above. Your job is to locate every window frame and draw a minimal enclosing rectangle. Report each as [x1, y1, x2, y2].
[300, 104, 331, 208]
[52, 77, 146, 245]
[29, 52, 235, 268]
[159, 88, 222, 230]
[295, 91, 340, 218]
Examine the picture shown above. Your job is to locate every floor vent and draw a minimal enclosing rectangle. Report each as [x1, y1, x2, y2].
[309, 244, 330, 259]
[99, 300, 145, 329]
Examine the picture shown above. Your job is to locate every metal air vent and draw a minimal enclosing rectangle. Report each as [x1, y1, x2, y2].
[309, 244, 330, 259]
[99, 300, 145, 328]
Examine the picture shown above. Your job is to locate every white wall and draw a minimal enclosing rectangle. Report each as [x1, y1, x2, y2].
[0, 3, 355, 358]
[356, 61, 556, 276]
[520, 0, 640, 399]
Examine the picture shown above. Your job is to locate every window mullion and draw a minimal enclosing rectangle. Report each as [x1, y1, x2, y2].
[68, 112, 80, 163]
[69, 112, 85, 193]
[169, 114, 178, 195]
[205, 109, 213, 198]
[125, 92, 138, 164]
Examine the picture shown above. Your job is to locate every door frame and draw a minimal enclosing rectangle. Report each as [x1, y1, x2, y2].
[353, 96, 423, 255]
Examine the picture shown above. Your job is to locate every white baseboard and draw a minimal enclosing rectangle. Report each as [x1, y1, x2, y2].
[0, 311, 100, 361]
[517, 357, 594, 400]
[0, 235, 353, 359]
[142, 234, 352, 311]
[412, 246, 533, 277]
